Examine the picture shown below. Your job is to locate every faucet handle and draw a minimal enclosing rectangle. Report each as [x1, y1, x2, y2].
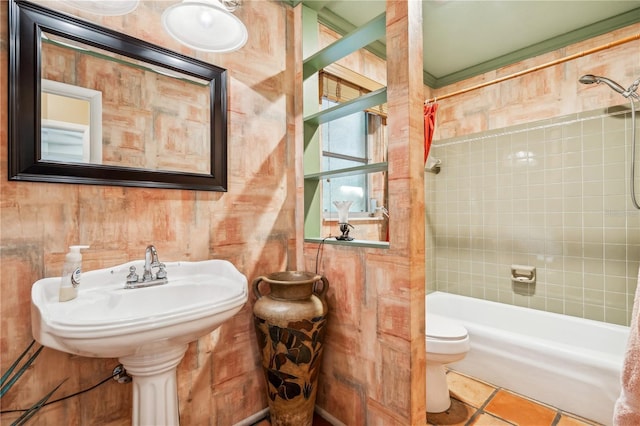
[156, 263, 167, 280]
[126, 266, 139, 283]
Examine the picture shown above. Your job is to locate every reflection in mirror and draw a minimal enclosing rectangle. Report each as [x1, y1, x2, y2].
[41, 79, 102, 164]
[41, 31, 211, 174]
[9, 0, 228, 191]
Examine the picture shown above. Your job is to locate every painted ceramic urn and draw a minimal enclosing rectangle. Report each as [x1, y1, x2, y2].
[252, 271, 329, 426]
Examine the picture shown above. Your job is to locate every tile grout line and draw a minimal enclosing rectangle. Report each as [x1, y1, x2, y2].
[463, 386, 519, 426]
[437, 371, 602, 426]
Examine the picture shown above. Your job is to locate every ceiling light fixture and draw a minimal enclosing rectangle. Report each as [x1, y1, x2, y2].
[63, 0, 139, 16]
[162, 0, 248, 53]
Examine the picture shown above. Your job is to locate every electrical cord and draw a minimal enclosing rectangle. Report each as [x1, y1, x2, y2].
[315, 236, 332, 274]
[0, 370, 120, 414]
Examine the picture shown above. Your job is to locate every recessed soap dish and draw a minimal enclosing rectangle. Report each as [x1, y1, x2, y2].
[511, 264, 536, 284]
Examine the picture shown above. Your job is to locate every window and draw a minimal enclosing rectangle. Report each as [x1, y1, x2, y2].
[321, 100, 389, 219]
[320, 73, 387, 219]
[41, 119, 90, 163]
[321, 99, 368, 214]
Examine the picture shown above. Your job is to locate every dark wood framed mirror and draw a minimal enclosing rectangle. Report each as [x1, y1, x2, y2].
[8, 0, 228, 191]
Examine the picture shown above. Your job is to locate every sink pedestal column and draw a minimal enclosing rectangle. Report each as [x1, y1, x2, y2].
[119, 344, 189, 426]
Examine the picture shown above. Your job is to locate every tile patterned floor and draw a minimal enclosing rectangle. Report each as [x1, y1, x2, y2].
[427, 370, 603, 426]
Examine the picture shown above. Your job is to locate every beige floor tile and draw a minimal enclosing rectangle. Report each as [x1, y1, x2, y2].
[484, 390, 557, 426]
[471, 412, 515, 425]
[446, 371, 496, 408]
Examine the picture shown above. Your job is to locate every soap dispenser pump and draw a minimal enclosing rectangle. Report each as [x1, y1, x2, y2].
[59, 245, 89, 302]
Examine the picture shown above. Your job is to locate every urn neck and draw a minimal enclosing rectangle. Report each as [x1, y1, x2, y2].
[262, 271, 322, 300]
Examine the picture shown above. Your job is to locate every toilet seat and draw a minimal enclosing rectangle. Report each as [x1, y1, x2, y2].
[427, 313, 468, 341]
[426, 313, 470, 355]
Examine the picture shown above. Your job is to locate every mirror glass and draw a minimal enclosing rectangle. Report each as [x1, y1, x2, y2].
[41, 32, 212, 174]
[9, 0, 228, 191]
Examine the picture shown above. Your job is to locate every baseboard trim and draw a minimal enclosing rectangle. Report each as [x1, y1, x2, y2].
[233, 408, 269, 426]
[315, 406, 347, 426]
[234, 406, 346, 426]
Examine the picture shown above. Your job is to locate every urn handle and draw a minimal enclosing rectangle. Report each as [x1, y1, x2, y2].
[252, 276, 266, 299]
[313, 275, 329, 299]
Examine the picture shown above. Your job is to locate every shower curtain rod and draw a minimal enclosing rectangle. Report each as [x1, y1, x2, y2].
[424, 33, 640, 104]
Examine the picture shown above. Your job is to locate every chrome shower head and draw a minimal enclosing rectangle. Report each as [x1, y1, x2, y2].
[579, 74, 598, 85]
[579, 74, 627, 95]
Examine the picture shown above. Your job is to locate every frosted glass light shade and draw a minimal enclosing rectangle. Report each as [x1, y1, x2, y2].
[63, 0, 139, 16]
[333, 201, 353, 223]
[162, 0, 248, 53]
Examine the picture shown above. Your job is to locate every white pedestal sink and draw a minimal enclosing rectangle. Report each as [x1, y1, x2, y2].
[31, 259, 248, 425]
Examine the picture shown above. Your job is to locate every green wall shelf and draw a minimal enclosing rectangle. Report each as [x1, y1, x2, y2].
[304, 162, 387, 181]
[303, 87, 387, 126]
[302, 12, 386, 81]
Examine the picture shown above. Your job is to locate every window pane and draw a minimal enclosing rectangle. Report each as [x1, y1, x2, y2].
[323, 175, 367, 213]
[322, 156, 362, 171]
[321, 98, 366, 160]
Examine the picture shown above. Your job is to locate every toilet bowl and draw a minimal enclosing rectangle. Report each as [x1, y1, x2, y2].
[426, 312, 470, 413]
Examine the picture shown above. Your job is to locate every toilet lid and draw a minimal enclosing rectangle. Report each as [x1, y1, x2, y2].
[426, 314, 468, 340]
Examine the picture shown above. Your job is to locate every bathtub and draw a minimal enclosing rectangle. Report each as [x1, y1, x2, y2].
[427, 291, 630, 425]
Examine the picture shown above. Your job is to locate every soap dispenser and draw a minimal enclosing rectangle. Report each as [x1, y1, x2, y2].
[59, 245, 89, 302]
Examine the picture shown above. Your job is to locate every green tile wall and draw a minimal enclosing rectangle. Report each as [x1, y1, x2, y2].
[426, 105, 640, 326]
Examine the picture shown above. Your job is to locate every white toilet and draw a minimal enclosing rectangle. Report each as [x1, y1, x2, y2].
[426, 312, 470, 413]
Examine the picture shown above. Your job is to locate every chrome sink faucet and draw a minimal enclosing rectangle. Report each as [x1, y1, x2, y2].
[125, 245, 168, 289]
[143, 245, 160, 281]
